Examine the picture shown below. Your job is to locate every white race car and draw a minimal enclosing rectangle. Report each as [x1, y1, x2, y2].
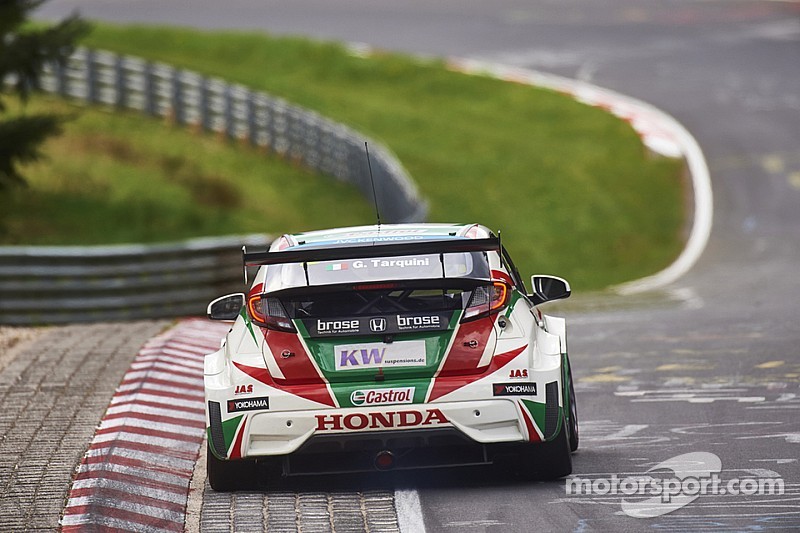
[205, 223, 577, 490]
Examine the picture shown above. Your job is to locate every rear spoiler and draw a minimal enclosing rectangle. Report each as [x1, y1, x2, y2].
[241, 237, 500, 284]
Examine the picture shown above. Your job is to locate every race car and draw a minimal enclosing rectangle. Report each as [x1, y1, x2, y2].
[204, 223, 578, 490]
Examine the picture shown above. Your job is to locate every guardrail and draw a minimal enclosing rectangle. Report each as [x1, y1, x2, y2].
[32, 47, 426, 223]
[0, 235, 271, 325]
[0, 48, 429, 325]
[35, 48, 426, 224]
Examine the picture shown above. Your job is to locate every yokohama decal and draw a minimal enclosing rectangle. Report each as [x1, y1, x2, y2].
[228, 396, 270, 412]
[61, 319, 229, 532]
[493, 383, 537, 396]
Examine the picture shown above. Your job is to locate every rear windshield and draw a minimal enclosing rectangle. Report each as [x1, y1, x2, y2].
[282, 287, 470, 337]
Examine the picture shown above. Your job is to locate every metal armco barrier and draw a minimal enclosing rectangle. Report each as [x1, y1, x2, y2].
[38, 48, 427, 224]
[0, 49, 429, 324]
[0, 235, 270, 325]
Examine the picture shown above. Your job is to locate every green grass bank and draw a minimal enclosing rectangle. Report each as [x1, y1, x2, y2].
[2, 24, 685, 290]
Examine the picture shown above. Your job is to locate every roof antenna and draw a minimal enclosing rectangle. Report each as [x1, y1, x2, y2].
[364, 142, 382, 228]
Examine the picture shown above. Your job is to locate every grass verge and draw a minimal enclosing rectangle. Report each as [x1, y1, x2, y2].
[2, 23, 685, 290]
[1, 96, 372, 244]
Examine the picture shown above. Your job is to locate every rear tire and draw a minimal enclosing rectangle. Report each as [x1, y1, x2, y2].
[516, 419, 573, 480]
[207, 446, 257, 491]
[566, 363, 580, 452]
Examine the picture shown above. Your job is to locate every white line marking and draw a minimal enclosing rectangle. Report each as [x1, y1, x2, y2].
[69, 478, 188, 504]
[395, 488, 426, 533]
[133, 354, 204, 370]
[91, 430, 201, 450]
[105, 403, 206, 421]
[98, 417, 203, 436]
[737, 433, 800, 443]
[64, 495, 185, 523]
[120, 371, 201, 387]
[77, 462, 189, 486]
[615, 106, 713, 293]
[444, 57, 713, 293]
[597, 424, 649, 440]
[61, 513, 181, 532]
[109, 392, 205, 411]
[113, 383, 204, 398]
[82, 447, 197, 470]
[130, 361, 205, 375]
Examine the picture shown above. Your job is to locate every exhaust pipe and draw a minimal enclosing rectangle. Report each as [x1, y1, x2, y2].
[374, 450, 396, 471]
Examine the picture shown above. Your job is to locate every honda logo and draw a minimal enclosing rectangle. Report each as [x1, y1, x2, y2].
[369, 317, 387, 332]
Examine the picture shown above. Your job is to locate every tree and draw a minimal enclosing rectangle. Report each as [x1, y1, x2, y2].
[0, 0, 90, 189]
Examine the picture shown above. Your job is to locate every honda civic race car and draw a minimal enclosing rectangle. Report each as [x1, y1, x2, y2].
[204, 223, 578, 490]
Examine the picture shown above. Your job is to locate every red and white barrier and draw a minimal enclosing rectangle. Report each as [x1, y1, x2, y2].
[60, 319, 228, 532]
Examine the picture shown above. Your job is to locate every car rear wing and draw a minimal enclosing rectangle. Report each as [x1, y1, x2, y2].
[241, 237, 500, 284]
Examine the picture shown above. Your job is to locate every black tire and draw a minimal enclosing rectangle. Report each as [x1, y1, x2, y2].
[566, 362, 580, 452]
[516, 418, 573, 480]
[207, 446, 257, 491]
[538, 419, 573, 479]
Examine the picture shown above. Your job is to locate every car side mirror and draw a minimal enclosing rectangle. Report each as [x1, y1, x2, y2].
[207, 293, 245, 320]
[529, 275, 571, 305]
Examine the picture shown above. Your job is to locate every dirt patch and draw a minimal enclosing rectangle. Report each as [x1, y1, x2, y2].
[0, 326, 46, 373]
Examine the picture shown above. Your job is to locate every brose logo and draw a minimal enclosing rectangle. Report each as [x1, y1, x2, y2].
[317, 319, 360, 334]
[396, 314, 441, 330]
[493, 383, 537, 396]
[227, 396, 270, 412]
[351, 387, 415, 406]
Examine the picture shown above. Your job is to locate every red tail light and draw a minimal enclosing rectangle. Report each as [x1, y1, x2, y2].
[247, 295, 296, 332]
[462, 282, 510, 322]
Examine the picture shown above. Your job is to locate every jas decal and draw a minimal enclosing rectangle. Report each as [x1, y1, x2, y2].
[509, 368, 528, 379]
[235, 384, 253, 395]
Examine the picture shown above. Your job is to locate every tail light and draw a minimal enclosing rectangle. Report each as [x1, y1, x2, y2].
[247, 295, 296, 332]
[462, 282, 510, 322]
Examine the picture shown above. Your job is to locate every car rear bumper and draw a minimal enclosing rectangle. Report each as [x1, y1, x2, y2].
[207, 385, 564, 466]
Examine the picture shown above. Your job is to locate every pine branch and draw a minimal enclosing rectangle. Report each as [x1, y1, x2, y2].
[0, 113, 61, 190]
[0, 0, 90, 189]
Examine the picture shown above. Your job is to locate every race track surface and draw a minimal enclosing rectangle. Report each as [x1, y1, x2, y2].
[19, 1, 800, 530]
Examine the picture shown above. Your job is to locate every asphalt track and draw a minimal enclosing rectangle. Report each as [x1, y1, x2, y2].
[34, 1, 800, 531]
